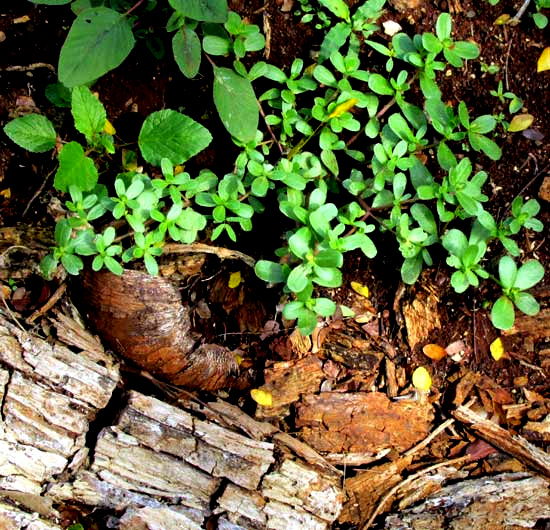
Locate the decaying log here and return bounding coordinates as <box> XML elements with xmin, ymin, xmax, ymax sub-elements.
<box><xmin>383</xmin><ymin>472</ymin><xmax>550</xmax><ymax>529</ymax></box>
<box><xmin>454</xmin><ymin>405</ymin><xmax>550</xmax><ymax>478</ymax></box>
<box><xmin>49</xmin><ymin>391</ymin><xmax>344</xmax><ymax>529</ymax></box>
<box><xmin>0</xmin><ymin>311</ymin><xmax>344</xmax><ymax>528</ymax></box>
<box><xmin>0</xmin><ymin>312</ymin><xmax>119</xmax><ymax>519</ymax></box>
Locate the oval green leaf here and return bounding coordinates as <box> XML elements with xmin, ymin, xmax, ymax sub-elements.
<box><xmin>213</xmin><ymin>66</ymin><xmax>258</xmax><ymax>143</ymax></box>
<box><xmin>173</xmin><ymin>26</ymin><xmax>201</xmax><ymax>79</ymax></box>
<box><xmin>59</xmin><ymin>7</ymin><xmax>135</xmax><ymax>87</ymax></box>
<box><xmin>168</xmin><ymin>0</ymin><xmax>228</xmax><ymax>22</ymax></box>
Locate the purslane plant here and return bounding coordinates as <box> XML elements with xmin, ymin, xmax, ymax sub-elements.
<box><xmin>5</xmin><ymin>0</ymin><xmax>545</xmax><ymax>335</ymax></box>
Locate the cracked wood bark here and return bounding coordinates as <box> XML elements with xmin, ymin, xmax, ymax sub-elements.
<box><xmin>383</xmin><ymin>472</ymin><xmax>550</xmax><ymax>529</ymax></box>
<box><xmin>0</xmin><ymin>312</ymin><xmax>344</xmax><ymax>529</ymax></box>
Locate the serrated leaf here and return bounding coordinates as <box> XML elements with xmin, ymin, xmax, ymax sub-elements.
<box><xmin>173</xmin><ymin>26</ymin><xmax>201</xmax><ymax>79</ymax></box>
<box><xmin>537</xmin><ymin>47</ymin><xmax>550</xmax><ymax>72</ymax></box>
<box><xmin>168</xmin><ymin>0</ymin><xmax>227</xmax><ymax>22</ymax></box>
<box><xmin>138</xmin><ymin>109</ymin><xmax>212</xmax><ymax>166</ymax></box>
<box><xmin>508</xmin><ymin>114</ymin><xmax>534</xmax><ymax>132</ymax></box>
<box><xmin>58</xmin><ymin>8</ymin><xmax>135</xmax><ymax>87</ymax></box>
<box><xmin>71</xmin><ymin>86</ymin><xmax>106</xmax><ymax>142</ymax></box>
<box><xmin>213</xmin><ymin>66</ymin><xmax>258</xmax><ymax>143</ymax></box>
<box><xmin>54</xmin><ymin>141</ymin><xmax>98</xmax><ymax>192</ymax></box>
<box><xmin>3</xmin><ymin>114</ymin><xmax>57</xmax><ymax>153</ymax></box>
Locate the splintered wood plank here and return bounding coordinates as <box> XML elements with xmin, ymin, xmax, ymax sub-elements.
<box><xmin>0</xmin><ymin>316</ymin><xmax>119</xmax><ymax>410</ymax></box>
<box><xmin>295</xmin><ymin>392</ymin><xmax>434</xmax><ymax>454</ymax></box>
<box><xmin>339</xmin><ymin>456</ymin><xmax>413</xmax><ymax>525</ymax></box>
<box><xmin>383</xmin><ymin>472</ymin><xmax>550</xmax><ymax>529</ymax></box>
<box><xmin>92</xmin><ymin>428</ymin><xmax>220</xmax><ymax>508</ymax></box>
<box><xmin>255</xmin><ymin>355</ymin><xmax>325</xmax><ymax>419</ymax></box>
<box><xmin>261</xmin><ymin>459</ymin><xmax>344</xmax><ymax>523</ymax></box>
<box><xmin>118</xmin><ymin>506</ymin><xmax>204</xmax><ymax>530</ymax></box>
<box><xmin>0</xmin><ymin>501</ymin><xmax>62</xmax><ymax>530</ymax></box>
<box><xmin>454</xmin><ymin>405</ymin><xmax>550</xmax><ymax>478</ymax></box>
<box><xmin>116</xmin><ymin>391</ymin><xmax>275</xmax><ymax>490</ymax></box>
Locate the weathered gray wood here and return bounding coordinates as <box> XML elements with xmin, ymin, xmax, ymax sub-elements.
<box><xmin>383</xmin><ymin>472</ymin><xmax>550</xmax><ymax>529</ymax></box>
<box><xmin>0</xmin><ymin>312</ymin><xmax>119</xmax><ymax>521</ymax></box>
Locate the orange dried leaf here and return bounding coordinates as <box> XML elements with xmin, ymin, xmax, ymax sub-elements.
<box><xmin>537</xmin><ymin>47</ymin><xmax>550</xmax><ymax>73</ymax></box>
<box><xmin>422</xmin><ymin>343</ymin><xmax>447</xmax><ymax>361</ymax></box>
<box><xmin>251</xmin><ymin>388</ymin><xmax>273</xmax><ymax>407</ymax></box>
<box><xmin>490</xmin><ymin>338</ymin><xmax>504</xmax><ymax>361</ymax></box>
<box><xmin>412</xmin><ymin>366</ymin><xmax>432</xmax><ymax>391</ymax></box>
<box><xmin>350</xmin><ymin>281</ymin><xmax>370</xmax><ymax>298</ymax></box>
<box><xmin>508</xmin><ymin>114</ymin><xmax>534</xmax><ymax>132</ymax></box>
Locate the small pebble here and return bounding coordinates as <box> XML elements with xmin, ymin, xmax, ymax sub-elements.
<box><xmin>0</xmin><ymin>31</ymin><xmax>6</xmax><ymax>43</ymax></box>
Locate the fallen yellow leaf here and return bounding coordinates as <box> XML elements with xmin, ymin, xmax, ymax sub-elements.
<box><xmin>103</xmin><ymin>119</ymin><xmax>116</xmax><ymax>135</ymax></box>
<box><xmin>494</xmin><ymin>14</ymin><xmax>511</xmax><ymax>25</ymax></box>
<box><xmin>329</xmin><ymin>98</ymin><xmax>359</xmax><ymax>118</ymax></box>
<box><xmin>490</xmin><ymin>337</ymin><xmax>504</xmax><ymax>361</ymax></box>
<box><xmin>228</xmin><ymin>271</ymin><xmax>242</xmax><ymax>289</ymax></box>
<box><xmin>350</xmin><ymin>281</ymin><xmax>369</xmax><ymax>298</ymax></box>
<box><xmin>412</xmin><ymin>366</ymin><xmax>432</xmax><ymax>391</ymax></box>
<box><xmin>250</xmin><ymin>388</ymin><xmax>273</xmax><ymax>407</ymax></box>
<box><xmin>508</xmin><ymin>113</ymin><xmax>534</xmax><ymax>132</ymax></box>
<box><xmin>537</xmin><ymin>47</ymin><xmax>550</xmax><ymax>73</ymax></box>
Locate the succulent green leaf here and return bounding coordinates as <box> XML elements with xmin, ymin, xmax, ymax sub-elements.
<box><xmin>255</xmin><ymin>260</ymin><xmax>285</xmax><ymax>284</ymax></box>
<box><xmin>213</xmin><ymin>66</ymin><xmax>258</xmax><ymax>143</ymax></box>
<box><xmin>287</xmin><ymin>264</ymin><xmax>311</xmax><ymax>293</ymax></box>
<box><xmin>491</xmin><ymin>296</ymin><xmax>515</xmax><ymax>330</ymax></box>
<box><xmin>138</xmin><ymin>109</ymin><xmax>212</xmax><ymax>166</ymax></box>
<box><xmin>58</xmin><ymin>8</ymin><xmax>135</xmax><ymax>87</ymax></box>
<box><xmin>3</xmin><ymin>114</ymin><xmax>57</xmax><ymax>153</ymax></box>
<box><xmin>514</xmin><ymin>260</ymin><xmax>544</xmax><ymax>290</ymax></box>
<box><xmin>435</xmin><ymin>12</ymin><xmax>452</xmax><ymax>41</ymax></box>
<box><xmin>498</xmin><ymin>255</ymin><xmax>517</xmax><ymax>289</ymax></box>
<box><xmin>513</xmin><ymin>292</ymin><xmax>540</xmax><ymax>316</ymax></box>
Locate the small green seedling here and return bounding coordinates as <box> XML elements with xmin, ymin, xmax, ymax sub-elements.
<box><xmin>492</xmin><ymin>256</ymin><xmax>545</xmax><ymax>329</ymax></box>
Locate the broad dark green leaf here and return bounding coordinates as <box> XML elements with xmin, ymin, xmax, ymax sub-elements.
<box><xmin>59</xmin><ymin>8</ymin><xmax>135</xmax><ymax>87</ymax></box>
<box><xmin>173</xmin><ymin>26</ymin><xmax>201</xmax><ymax>79</ymax></box>
<box><xmin>54</xmin><ymin>141</ymin><xmax>98</xmax><ymax>192</ymax></box>
<box><xmin>3</xmin><ymin>114</ymin><xmax>57</xmax><ymax>153</ymax></box>
<box><xmin>213</xmin><ymin>66</ymin><xmax>258</xmax><ymax>143</ymax></box>
<box><xmin>168</xmin><ymin>0</ymin><xmax>227</xmax><ymax>22</ymax></box>
<box><xmin>138</xmin><ymin>109</ymin><xmax>212</xmax><ymax>166</ymax></box>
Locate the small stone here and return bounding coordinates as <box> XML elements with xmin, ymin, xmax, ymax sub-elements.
<box><xmin>538</xmin><ymin>176</ymin><xmax>550</xmax><ymax>202</ymax></box>
<box><xmin>0</xmin><ymin>31</ymin><xmax>6</xmax><ymax>43</ymax></box>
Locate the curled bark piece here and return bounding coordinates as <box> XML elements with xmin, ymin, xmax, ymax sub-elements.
<box><xmin>77</xmin><ymin>269</ymin><xmax>237</xmax><ymax>390</ymax></box>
